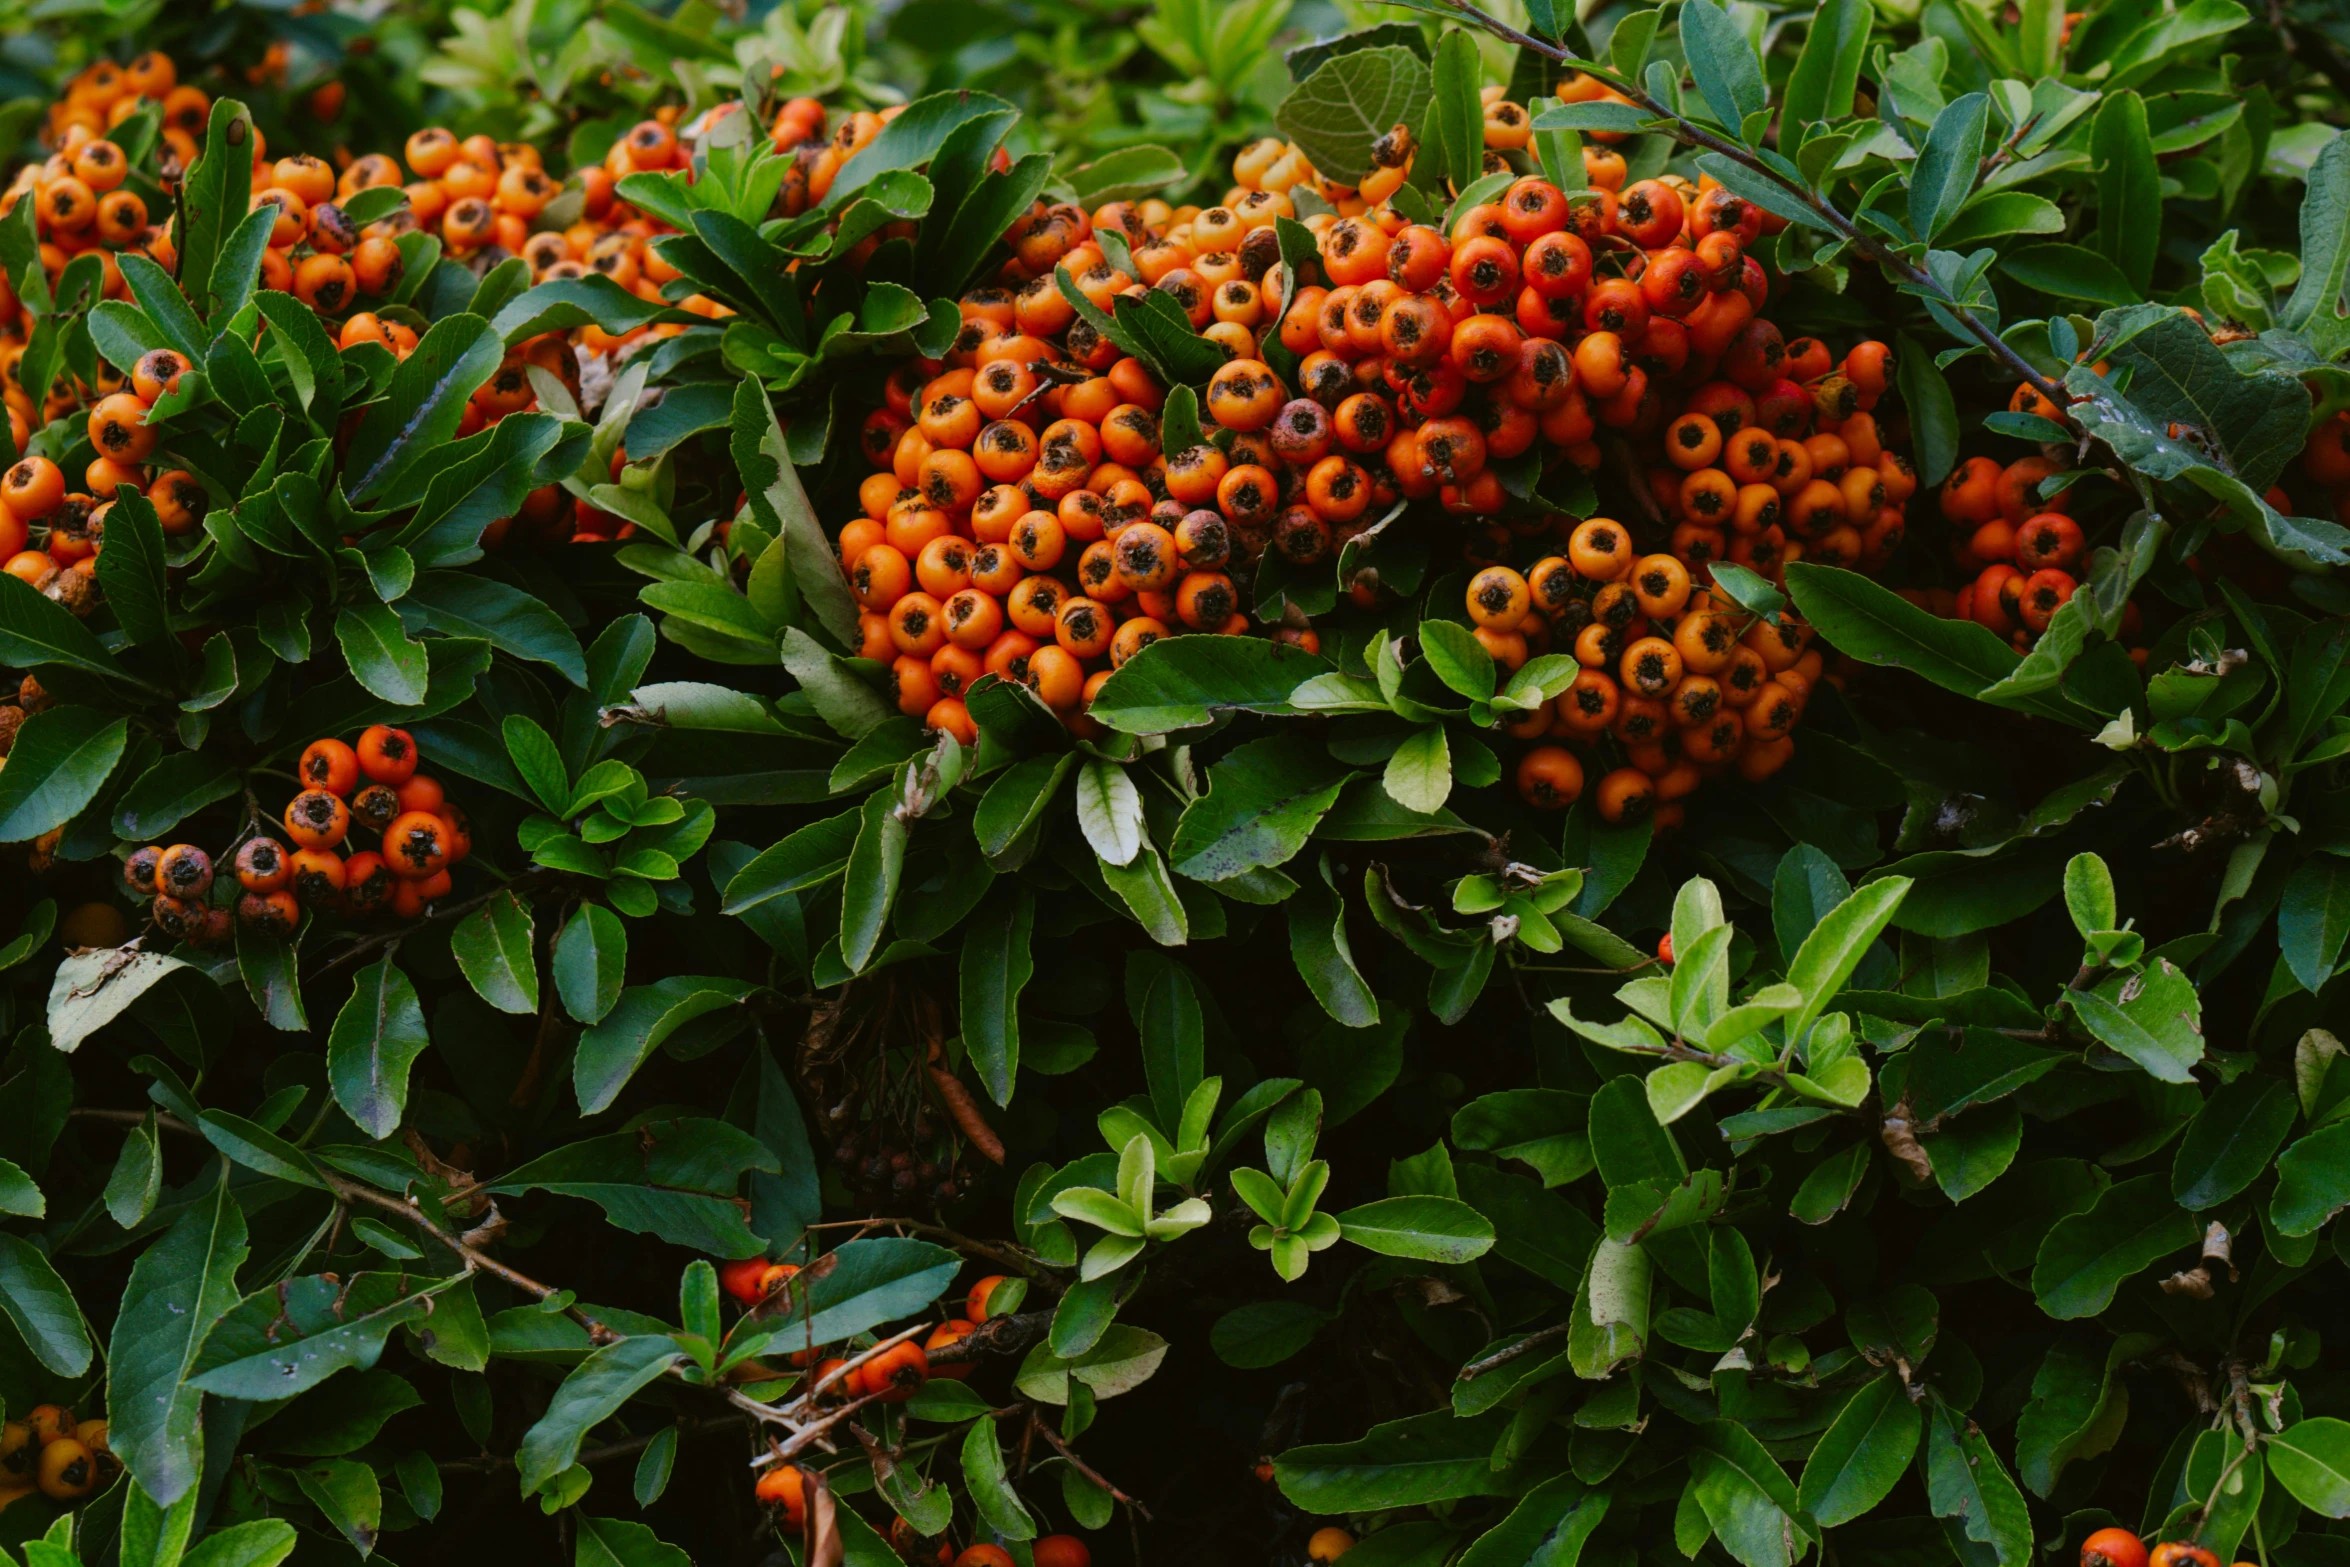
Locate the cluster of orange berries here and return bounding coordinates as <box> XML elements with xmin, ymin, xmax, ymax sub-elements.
<box><xmin>1471</xmin><ymin>540</ymin><xmax>1826</xmax><ymax>827</ymax></box>
<box><xmin>122</xmin><ymin>724</ymin><xmax>470</xmax><ymax>944</ymax></box>
<box><xmin>0</xmin><ymin>349</ymin><xmax>214</xmax><ymax>615</ymax></box>
<box><xmin>723</xmin><ymin>1264</ymin><xmax>1090</xmax><ymax>1565</ymax></box>
<box><xmin>840</xmin><ymin>106</ymin><xmax>1902</xmax><ymax>796</ymax></box>
<box><xmin>0</xmin><ymin>1407</ymin><xmax>111</xmax><ymax>1509</ymax></box>
<box><xmin>2079</xmin><ymin>1526</ymin><xmax>2243</xmax><ymax>1567</ymax></box>
<box><xmin>1919</xmin><ymin>451</ymin><xmax>2146</xmax><ymax>655</ymax></box>
<box><xmin>2</xmin><ymin>49</ymin><xmax>772</xmax><ymax>550</ymax></box>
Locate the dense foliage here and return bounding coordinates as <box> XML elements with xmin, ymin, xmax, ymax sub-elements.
<box><xmin>3</xmin><ymin>3</ymin><xmax>2350</xmax><ymax>1566</ymax></box>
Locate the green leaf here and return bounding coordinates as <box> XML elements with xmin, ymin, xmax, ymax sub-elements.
<box><xmin>1924</xmin><ymin>1402</ymin><xmax>2033</xmax><ymax>1566</ymax></box>
<box><xmin>326</xmin><ymin>961</ymin><xmax>431</xmax><ymax>1140</ymax></box>
<box><xmin>1911</xmin><ymin>93</ymin><xmax>1989</xmax><ymax>240</ymax></box>
<box><xmin>2281</xmin><ymin>134</ymin><xmax>2350</xmax><ymax>350</ymax></box>
<box><xmin>181</xmin><ymin>1522</ymin><xmax>297</xmax><ymax>1567</ymax></box>
<box><xmin>453</xmin><ymin>892</ymin><xmax>538</xmax><ymax>1016</ymax></box>
<box><xmin>0</xmin><ymin>706</ymin><xmax>130</xmax><ymax>842</ymax></box>
<box><xmin>405</xmin><ymin>573</ymin><xmax>587</xmax><ymax>686</ymax></box>
<box><xmin>1798</xmin><ymin>1373</ymin><xmax>1921</xmax><ymax>1526</ymax></box>
<box><xmin>1210</xmin><ymin>1301</ymin><xmax>1333</xmax><ymax>1369</ymax></box>
<box><xmin>1171</xmin><ymin>735</ymin><xmax>1352</xmax><ymax>881</ymax></box>
<box><xmin>1274</xmin><ymin>47</ymin><xmax>1433</xmax><ymax>186</ymax></box>
<box><xmin>960</xmin><ymin>888</ymin><xmax>1034</xmax><ymax>1107</ymax></box>
<box><xmin>236</xmin><ymin>919</ymin><xmax>307</xmax><ymax>1032</ymax></box>
<box><xmin>731</xmin><ymin>380</ymin><xmax>861</xmax><ymax>649</ymax></box>
<box><xmin>841</xmin><ymin>785</ymin><xmax>906</xmax><ymax>974</ymax></box>
<box><xmin>2015</xmin><ymin>1338</ymin><xmax>2131</xmax><ymax>1497</ymax></box>
<box><xmin>293</xmin><ymin>1458</ymin><xmax>380</xmax><ymax>1557</ymax></box>
<box><xmin>1336</xmin><ymin>1196</ymin><xmax>1495</xmax><ymax>1262</ymax></box>
<box><xmin>178</xmin><ymin>98</ymin><xmax>256</xmax><ymax>318</ymax></box>
<box><xmin>1013</xmin><ymin>1322</ymin><xmax>1169</xmax><ymax>1404</ymax></box>
<box><xmin>1450</xmin><ymin>1090</ymin><xmax>1592</xmax><ymax>1188</ymax></box>
<box><xmin>1896</xmin><ymin>332</ymin><xmax>1962</xmax><ymax>487</ymax></box>
<box><xmin>104</xmin><ymin>1114</ymin><xmax>160</xmax><ymax>1228</ymax></box>
<box><xmin>1569</xmin><ymin>1236</ymin><xmax>1650</xmax><ymax>1378</ymax></box>
<box><xmin>578</xmin><ymin>1516</ymin><xmax>690</xmax><ymax>1567</ymax></box>
<box><xmin>1277</xmin><ymin>1409</ymin><xmax>1512</xmax><ymax>1511</ymax></box>
<box><xmin>1459</xmin><ymin>1475</ymin><xmax>1610</xmax><ymax>1567</ymax></box>
<box><xmin>1781</xmin><ymin>0</ymin><xmax>1872</xmax><ymax>137</ymax></box>
<box><xmin>722</xmin><ymin>809</ymin><xmax>860</xmax><ymax>912</ymax></box>
<box><xmin>335</xmin><ymin>603</ymin><xmax>429</xmax><ymax>706</ymax></box>
<box><xmin>198</xmin><ymin>1110</ymin><xmax>329</xmax><ymax>1189</ymax></box>
<box><xmin>1425</xmin><ymin>26</ymin><xmax>1485</xmax><ymax>190</ymax></box>
<box><xmin>554</xmin><ymin>902</ymin><xmax>627</xmax><ymax>1024</ymax></box>
<box><xmin>1785</xmin><ymin>878</ymin><xmax>1909</xmax><ymax>1045</ymax></box>
<box><xmin>1290</xmin><ymin>856</ymin><xmax>1379</xmax><ymax>1027</ymax></box>
<box><xmin>1681</xmin><ymin>0</ymin><xmax>1767</xmax><ymax>130</ymax></box>
<box><xmin>109</xmin><ymin>1171</ymin><xmax>250</xmax><ymax>1504</ymax></box>
<box><xmin>1064</xmin><ymin>145</ymin><xmax>1189</xmax><ymax>205</ymax></box>
<box><xmin>2002</xmin><ymin>243</ymin><xmax>2143</xmax><ymax>306</ymax></box>
<box><xmin>2268</xmin><ymin>1417</ymin><xmax>2350</xmax><ymax>1517</ymax></box>
<box><xmin>490</xmin><ymin>274</ymin><xmax>668</xmax><ymax>344</ymax></box>
<box><xmin>343</xmin><ymin>314</ymin><xmax>505</xmax><ymax>505</ymax></box>
<box><xmin>0</xmin><ymin>1234</ymin><xmax>92</xmax><ymax>1376</ymax></box>
<box><xmin>2092</xmin><ymin>91</ymin><xmax>2163</xmax><ymax>293</ymax></box>
<box><xmin>95</xmin><ymin>485</ymin><xmax>174</xmax><ymax>649</ymax></box>
<box><xmin>1382</xmin><ymin>724</ymin><xmax>1452</xmax><ymax>815</ymax></box>
<box><xmin>0</xmin><ymin>573</ymin><xmax>130</xmax><ymax>683</ymax></box>
<box><xmin>780</xmin><ymin>627</ymin><xmax>895</xmax><ymax>739</ymax></box>
<box><xmin>1075</xmin><ymin>758</ymin><xmax>1144</xmax><ymax>866</ymax></box>
<box><xmin>113</xmin><ymin>753</ymin><xmax>240</xmax><ymax>842</ymax></box>
<box><xmin>2171</xmin><ymin>1074</ymin><xmax>2295</xmax><ymax>1210</ymax></box>
<box><xmin>514</xmin><ymin>1334</ymin><xmax>682</xmax><ymax>1496</ymax></box>
<box><xmin>47</xmin><ymin>948</ymin><xmax>191</xmax><ymax>1058</ymax></box>
<box><xmin>960</xmin><ymin>1417</ymin><xmax>1038</xmax><ymax>1541</ymax></box>
<box><xmin>2031</xmin><ymin>1173</ymin><xmax>2200</xmax><ymax>1318</ymax></box>
<box><xmin>2068</xmin><ymin>959</ymin><xmax>2204</xmax><ymax>1083</ymax></box>
<box><xmin>573</xmin><ymin>977</ymin><xmax>757</xmax><ymax>1114</ymax></box>
<box><xmin>191</xmin><ymin>1272</ymin><xmax>455</xmax><ymax>1399</ymax></box>
<box><xmin>490</xmin><ymin>1117</ymin><xmax>777</xmax><ymax>1257</ymax></box>
<box><xmin>2064</xmin><ymin>852</ymin><xmax>2118</xmax><ymax>936</ymax></box>
<box><xmin>2271</xmin><ymin>1121</ymin><xmax>2350</xmax><ymax>1236</ymax></box>
<box><xmin>2282</xmin><ymin>852</ymin><xmax>2350</xmax><ymax>991</ymax></box>
<box><xmin>1690</xmin><ymin>1420</ymin><xmax>1812</xmax><ymax>1567</ymax></box>
<box><xmin>1786</xmin><ymin>565</ymin><xmax>2085</xmax><ymax>727</ymax></box>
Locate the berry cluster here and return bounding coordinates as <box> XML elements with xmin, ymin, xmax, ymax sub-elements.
<box><xmin>839</xmin><ymin>96</ymin><xmax>1909</xmax><ymax>821</ymax></box>
<box><xmin>0</xmin><ymin>1405</ymin><xmax>112</xmax><ymax>1510</ymax></box>
<box><xmin>1920</xmin><ymin>449</ymin><xmax>2149</xmax><ymax>656</ymax></box>
<box><xmin>722</xmin><ymin>1266</ymin><xmax>1087</xmax><ymax>1567</ymax></box>
<box><xmin>2</xmin><ymin>52</ymin><xmax>801</xmax><ymax>561</ymax></box>
<box><xmin>121</xmin><ymin>724</ymin><xmax>470</xmax><ymax>945</ymax></box>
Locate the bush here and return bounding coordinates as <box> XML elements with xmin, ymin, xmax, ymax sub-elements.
<box><xmin>2</xmin><ymin>3</ymin><xmax>2350</xmax><ymax>1566</ymax></box>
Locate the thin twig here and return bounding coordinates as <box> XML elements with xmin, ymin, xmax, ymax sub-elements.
<box><xmin>71</xmin><ymin>1107</ymin><xmax>198</xmax><ymax>1137</ymax></box>
<box><xmin>1027</xmin><ymin>1408</ymin><xmax>1153</xmax><ymax>1522</ymax></box>
<box><xmin>1426</xmin><ymin>0</ymin><xmax>2080</xmax><ymax>422</ymax></box>
<box><xmin>1458</xmin><ymin>1322</ymin><xmax>1573</xmax><ymax>1381</ymax></box>
<box><xmin>438</xmin><ymin>1416</ymin><xmax>749</xmax><ymax>1474</ymax></box>
<box><xmin>307</xmin><ymin>867</ymin><xmax>561</xmax><ymax>984</ymax></box>
<box><xmin>326</xmin><ymin>1175</ymin><xmax>615</xmax><ymax>1343</ymax></box>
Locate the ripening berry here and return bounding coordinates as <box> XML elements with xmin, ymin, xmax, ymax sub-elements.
<box><xmin>155</xmin><ymin>844</ymin><xmax>213</xmax><ymax>899</ymax></box>
<box><xmin>356</xmin><ymin>724</ymin><xmax>418</xmax><ymax>784</ymax></box>
<box><xmin>383</xmin><ymin>811</ymin><xmax>451</xmax><ymax>879</ymax></box>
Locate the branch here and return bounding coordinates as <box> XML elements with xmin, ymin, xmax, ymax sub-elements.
<box><xmin>306</xmin><ymin>867</ymin><xmax>564</xmax><ymax>984</ymax></box>
<box><xmin>437</xmin><ymin>1416</ymin><xmax>749</xmax><ymax>1474</ymax></box>
<box><xmin>326</xmin><ymin>1175</ymin><xmax>615</xmax><ymax>1344</ymax></box>
<box><xmin>882</xmin><ymin>1219</ymin><xmax>1067</xmax><ymax>1288</ymax></box>
<box><xmin>1422</xmin><ymin>0</ymin><xmax>2080</xmax><ymax>423</ymax></box>
<box><xmin>1026</xmin><ymin>1408</ymin><xmax>1153</xmax><ymax>1522</ymax></box>
<box><xmin>1458</xmin><ymin>1322</ymin><xmax>1572</xmax><ymax>1381</ymax></box>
